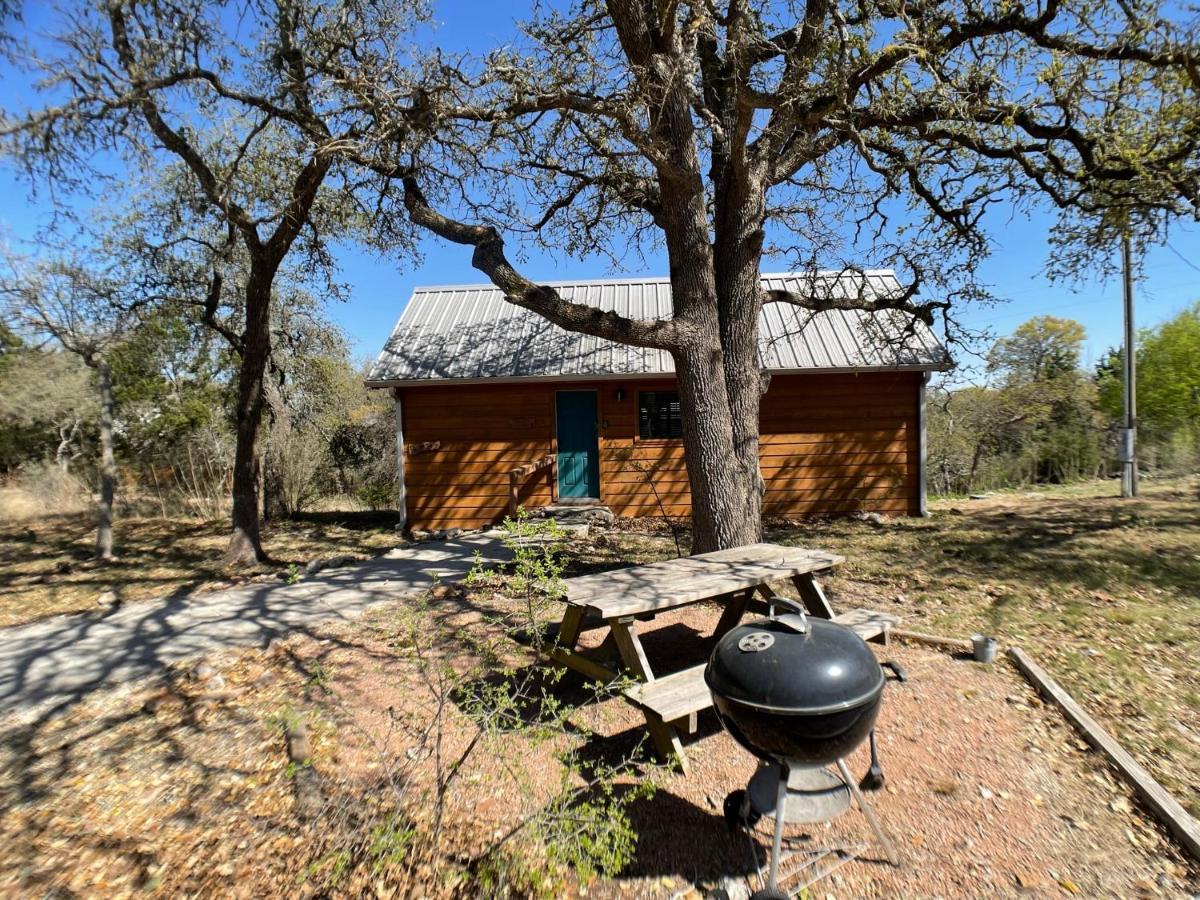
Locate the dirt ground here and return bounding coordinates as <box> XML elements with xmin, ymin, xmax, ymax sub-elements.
<box><xmin>1</xmin><ymin>476</ymin><xmax>1197</xmax><ymax>896</ymax></box>
<box><xmin>2</xmin><ymin>583</ymin><xmax>1196</xmax><ymax>899</ymax></box>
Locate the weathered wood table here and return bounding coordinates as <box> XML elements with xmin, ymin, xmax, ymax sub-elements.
<box><xmin>548</xmin><ymin>543</ymin><xmax>900</xmax><ymax>771</ymax></box>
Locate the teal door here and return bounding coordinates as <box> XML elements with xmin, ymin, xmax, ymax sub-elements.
<box><xmin>556</xmin><ymin>391</ymin><xmax>600</xmax><ymax>499</ymax></box>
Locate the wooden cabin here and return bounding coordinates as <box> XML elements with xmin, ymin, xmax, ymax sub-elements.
<box><xmin>366</xmin><ymin>272</ymin><xmax>951</xmax><ymax>532</ymax></box>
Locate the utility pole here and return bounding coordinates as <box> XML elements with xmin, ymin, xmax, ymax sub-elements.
<box><xmin>1121</xmin><ymin>230</ymin><xmax>1138</xmax><ymax>498</ymax></box>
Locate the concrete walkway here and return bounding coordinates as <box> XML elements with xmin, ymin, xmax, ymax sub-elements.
<box><xmin>0</xmin><ymin>533</ymin><xmax>511</xmax><ymax>722</ymax></box>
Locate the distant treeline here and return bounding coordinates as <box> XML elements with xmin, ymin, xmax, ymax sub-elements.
<box><xmin>928</xmin><ymin>307</ymin><xmax>1200</xmax><ymax>496</ymax></box>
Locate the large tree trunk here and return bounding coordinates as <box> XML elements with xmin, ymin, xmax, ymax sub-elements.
<box><xmin>675</xmin><ymin>344</ymin><xmax>763</xmax><ymax>552</ymax></box>
<box><xmin>225</xmin><ymin>270</ymin><xmax>272</xmax><ymax>565</ymax></box>
<box><xmin>713</xmin><ymin>171</ymin><xmax>769</xmax><ymax>548</ymax></box>
<box><xmin>670</xmin><ymin>159</ymin><xmax>768</xmax><ymax>552</ymax></box>
<box><xmin>95</xmin><ymin>359</ymin><xmax>116</xmax><ymax>560</ymax></box>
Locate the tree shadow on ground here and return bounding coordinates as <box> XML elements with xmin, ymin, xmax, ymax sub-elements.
<box><xmin>288</xmin><ymin>509</ymin><xmax>400</xmax><ymax>531</ymax></box>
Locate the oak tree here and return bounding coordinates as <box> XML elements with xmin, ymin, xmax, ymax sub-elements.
<box><xmin>332</xmin><ymin>0</ymin><xmax>1200</xmax><ymax>550</ymax></box>
<box><xmin>1</xmin><ymin>250</ymin><xmax>138</xmax><ymax>559</ymax></box>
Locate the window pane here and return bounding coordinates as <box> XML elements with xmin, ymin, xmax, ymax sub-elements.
<box><xmin>638</xmin><ymin>391</ymin><xmax>683</xmax><ymax>439</ymax></box>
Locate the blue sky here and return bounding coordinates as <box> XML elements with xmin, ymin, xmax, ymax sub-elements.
<box><xmin>3</xmin><ymin>1</ymin><xmax>1197</xmax><ymax>378</ymax></box>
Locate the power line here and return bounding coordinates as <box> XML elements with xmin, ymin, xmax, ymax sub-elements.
<box><xmin>1165</xmin><ymin>241</ymin><xmax>1200</xmax><ymax>273</ymax></box>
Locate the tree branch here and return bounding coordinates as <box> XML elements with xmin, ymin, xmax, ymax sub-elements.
<box><xmin>400</xmin><ymin>175</ymin><xmax>683</xmax><ymax>350</ymax></box>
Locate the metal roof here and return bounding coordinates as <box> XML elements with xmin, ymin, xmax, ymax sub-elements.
<box><xmin>366</xmin><ymin>271</ymin><xmax>951</xmax><ymax>386</ymax></box>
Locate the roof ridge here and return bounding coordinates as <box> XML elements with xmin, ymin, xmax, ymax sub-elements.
<box><xmin>409</xmin><ymin>269</ymin><xmax>898</xmax><ymax>294</ymax></box>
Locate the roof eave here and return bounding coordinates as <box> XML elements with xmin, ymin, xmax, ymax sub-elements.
<box><xmin>364</xmin><ymin>361</ymin><xmax>952</xmax><ymax>390</ymax></box>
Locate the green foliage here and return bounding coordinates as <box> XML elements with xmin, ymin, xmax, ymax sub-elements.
<box><xmin>299</xmin><ymin>848</ymin><xmax>351</xmax><ymax>888</ymax></box>
<box><xmin>534</xmin><ymin>756</ymin><xmax>654</xmax><ymax>881</ymax></box>
<box><xmin>1098</xmin><ymin>302</ymin><xmax>1200</xmax><ymax>471</ymax></box>
<box><xmin>0</xmin><ymin>346</ymin><xmax>97</xmax><ymax>473</ymax></box>
<box><xmin>283</xmin><ymin>758</ymin><xmax>312</xmax><ymax>780</ymax></box>
<box><xmin>109</xmin><ymin>305</ymin><xmax>230</xmax><ymax>460</ymax></box>
<box><xmin>413</xmin><ymin>517</ymin><xmax>654</xmax><ymax>893</ymax></box>
<box><xmin>989</xmin><ymin>316</ymin><xmax>1087</xmax><ymax>385</ymax></box>
<box><xmin>355</xmin><ymin>481</ymin><xmax>394</xmax><ymax>511</ymax></box>
<box><xmin>368</xmin><ymin>814</ymin><xmax>418</xmax><ymax>873</ymax></box>
<box><xmin>930</xmin><ymin>316</ymin><xmax>1104</xmax><ymax>494</ymax></box>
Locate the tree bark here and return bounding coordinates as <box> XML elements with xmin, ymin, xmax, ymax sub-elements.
<box><xmin>673</xmin><ymin>343</ymin><xmax>763</xmax><ymax>551</ymax></box>
<box><xmin>95</xmin><ymin>359</ymin><xmax>115</xmax><ymax>560</ymax></box>
<box><xmin>56</xmin><ymin>420</ymin><xmax>79</xmax><ymax>473</ymax></box>
<box><xmin>225</xmin><ymin>268</ymin><xmax>272</xmax><ymax>565</ymax></box>
<box><xmin>262</xmin><ymin>375</ymin><xmax>289</xmax><ymax>522</ymax></box>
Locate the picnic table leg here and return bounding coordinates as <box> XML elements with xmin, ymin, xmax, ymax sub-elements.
<box><xmin>548</xmin><ymin>606</ymin><xmax>620</xmax><ymax>684</ymax></box>
<box><xmin>791</xmin><ymin>572</ymin><xmax>836</xmax><ymax>619</ymax></box>
<box><xmin>608</xmin><ymin>616</ymin><xmax>688</xmax><ymax>772</ymax></box>
<box><xmin>608</xmin><ymin>616</ymin><xmax>655</xmax><ymax>681</ymax></box>
<box><xmin>713</xmin><ymin>588</ymin><xmax>754</xmax><ymax>640</ymax></box>
<box><xmin>556</xmin><ymin>606</ymin><xmax>585</xmax><ymax>650</ymax></box>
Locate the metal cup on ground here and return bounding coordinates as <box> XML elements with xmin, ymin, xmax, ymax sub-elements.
<box><xmin>971</xmin><ymin>634</ymin><xmax>998</xmax><ymax>663</ymax></box>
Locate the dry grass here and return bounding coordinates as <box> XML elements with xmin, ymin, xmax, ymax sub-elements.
<box><xmin>0</xmin><ymin>511</ymin><xmax>402</xmax><ymax>627</ymax></box>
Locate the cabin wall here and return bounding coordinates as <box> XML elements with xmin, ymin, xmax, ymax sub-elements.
<box><xmin>396</xmin><ymin>372</ymin><xmax>922</xmax><ymax>531</ymax></box>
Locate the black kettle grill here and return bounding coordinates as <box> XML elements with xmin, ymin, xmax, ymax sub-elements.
<box><xmin>705</xmin><ymin>597</ymin><xmax>901</xmax><ymax>898</ymax></box>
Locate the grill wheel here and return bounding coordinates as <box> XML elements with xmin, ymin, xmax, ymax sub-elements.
<box><xmin>722</xmin><ymin>788</ymin><xmax>761</xmax><ymax>833</ymax></box>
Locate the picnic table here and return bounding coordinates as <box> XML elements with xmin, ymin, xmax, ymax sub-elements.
<box><xmin>549</xmin><ymin>542</ymin><xmax>899</xmax><ymax>771</ymax></box>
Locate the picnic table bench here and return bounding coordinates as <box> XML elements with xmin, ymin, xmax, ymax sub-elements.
<box><xmin>549</xmin><ymin>543</ymin><xmax>900</xmax><ymax>771</ymax></box>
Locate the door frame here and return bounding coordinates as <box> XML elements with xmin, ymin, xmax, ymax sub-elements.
<box><xmin>554</xmin><ymin>389</ymin><xmax>601</xmax><ymax>501</ymax></box>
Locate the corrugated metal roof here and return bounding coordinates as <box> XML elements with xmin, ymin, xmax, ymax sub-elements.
<box><xmin>366</xmin><ymin>271</ymin><xmax>951</xmax><ymax>385</ymax></box>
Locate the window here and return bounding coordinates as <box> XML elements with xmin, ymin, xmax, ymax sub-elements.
<box><xmin>638</xmin><ymin>391</ymin><xmax>683</xmax><ymax>439</ymax></box>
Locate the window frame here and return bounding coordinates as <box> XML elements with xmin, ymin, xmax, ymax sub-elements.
<box><xmin>636</xmin><ymin>390</ymin><xmax>684</xmax><ymax>442</ymax></box>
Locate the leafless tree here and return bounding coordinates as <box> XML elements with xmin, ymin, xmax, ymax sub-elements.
<box><xmin>1</xmin><ymin>0</ymin><xmax>425</xmax><ymax>564</ymax></box>
<box><xmin>325</xmin><ymin>0</ymin><xmax>1198</xmax><ymax>549</ymax></box>
<box><xmin>2</xmin><ymin>250</ymin><xmax>138</xmax><ymax>559</ymax></box>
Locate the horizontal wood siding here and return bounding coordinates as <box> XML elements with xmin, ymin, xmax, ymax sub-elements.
<box><xmin>759</xmin><ymin>372</ymin><xmax>921</xmax><ymax>518</ymax></box>
<box><xmin>397</xmin><ymin>371</ymin><xmax>922</xmax><ymax>530</ymax></box>
<box><xmin>399</xmin><ymin>383</ymin><xmax>556</xmax><ymax>530</ymax></box>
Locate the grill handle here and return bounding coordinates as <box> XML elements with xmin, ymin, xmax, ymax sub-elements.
<box><xmin>764</xmin><ymin>593</ymin><xmax>809</xmax><ymax>634</ymax></box>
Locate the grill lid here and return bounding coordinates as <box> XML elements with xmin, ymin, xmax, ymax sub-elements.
<box><xmin>705</xmin><ymin>616</ymin><xmax>884</xmax><ymax>715</ymax></box>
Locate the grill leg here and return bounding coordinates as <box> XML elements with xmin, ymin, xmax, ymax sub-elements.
<box><xmin>837</xmin><ymin>757</ymin><xmax>899</xmax><ymax>866</ymax></box>
<box><xmin>860</xmin><ymin>730</ymin><xmax>885</xmax><ymax>791</ymax></box>
<box><xmin>766</xmin><ymin>762</ymin><xmax>789</xmax><ymax>892</ymax></box>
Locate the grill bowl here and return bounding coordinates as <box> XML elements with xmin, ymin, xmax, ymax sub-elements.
<box><xmin>705</xmin><ymin>615</ymin><xmax>885</xmax><ymax>766</ymax></box>
<box><xmin>711</xmin><ymin>690</ymin><xmax>882</xmax><ymax>765</ymax></box>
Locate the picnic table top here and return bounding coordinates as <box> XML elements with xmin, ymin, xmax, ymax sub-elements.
<box><xmin>562</xmin><ymin>542</ymin><xmax>843</xmax><ymax>618</ymax></box>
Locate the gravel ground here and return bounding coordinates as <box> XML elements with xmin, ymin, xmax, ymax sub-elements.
<box><xmin>3</xmin><ymin>589</ymin><xmax>1196</xmax><ymax>898</ymax></box>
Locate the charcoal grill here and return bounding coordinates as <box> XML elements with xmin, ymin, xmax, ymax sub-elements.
<box><xmin>704</xmin><ymin>598</ymin><xmax>901</xmax><ymax>898</ymax></box>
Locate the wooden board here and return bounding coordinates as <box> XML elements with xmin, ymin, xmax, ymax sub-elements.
<box><xmin>830</xmin><ymin>608</ymin><xmax>899</xmax><ymax>642</ymax></box>
<box><xmin>565</xmin><ymin>543</ymin><xmax>843</xmax><ymax>618</ymax></box>
<box><xmin>624</xmin><ymin>663</ymin><xmax>710</xmax><ymax>723</ymax></box>
<box><xmin>1008</xmin><ymin>647</ymin><xmax>1200</xmax><ymax>862</ymax></box>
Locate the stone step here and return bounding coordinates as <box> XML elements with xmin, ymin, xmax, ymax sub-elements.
<box><xmin>536</xmin><ymin>504</ymin><xmax>615</xmax><ymax>527</ymax></box>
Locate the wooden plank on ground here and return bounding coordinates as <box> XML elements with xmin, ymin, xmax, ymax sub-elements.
<box><xmin>563</xmin><ymin>543</ymin><xmax>843</xmax><ymax>617</ymax></box>
<box><xmin>892</xmin><ymin>629</ymin><xmax>973</xmax><ymax>653</ymax></box>
<box><xmin>1008</xmin><ymin>647</ymin><xmax>1200</xmax><ymax>862</ymax></box>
